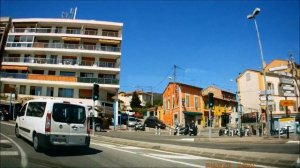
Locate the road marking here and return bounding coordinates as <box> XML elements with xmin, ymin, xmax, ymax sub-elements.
<box><xmin>0</xmin><ymin>133</ymin><xmax>27</xmax><ymax>168</ymax></box>
<box><xmin>147</xmin><ymin>153</ymin><xmax>202</xmax><ymax>160</ymax></box>
<box><xmin>0</xmin><ymin>140</ymin><xmax>11</xmax><ymax>143</ymax></box>
<box><xmin>0</xmin><ymin>121</ymin><xmax>15</xmax><ymax>127</ymax></box>
<box><xmin>181</xmin><ymin>138</ymin><xmax>194</xmax><ymax>141</ymax></box>
<box><xmin>286</xmin><ymin>141</ymin><xmax>300</xmax><ymax>144</ymax></box>
<box><xmin>0</xmin><ymin>151</ymin><xmax>19</xmax><ymax>156</ymax></box>
<box><xmin>91</xmin><ymin>142</ymin><xmax>137</xmax><ymax>154</ymax></box>
<box><xmin>120</xmin><ymin>146</ymin><xmax>143</xmax><ymax>150</ymax></box>
<box><xmin>143</xmin><ymin>154</ymin><xmax>205</xmax><ymax>168</ymax></box>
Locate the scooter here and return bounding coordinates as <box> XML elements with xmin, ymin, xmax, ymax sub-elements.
<box><xmin>174</xmin><ymin>125</ymin><xmax>189</xmax><ymax>135</ymax></box>
<box><xmin>135</xmin><ymin>123</ymin><xmax>145</xmax><ymax>131</ymax></box>
<box><xmin>188</xmin><ymin>124</ymin><xmax>198</xmax><ymax>136</ymax></box>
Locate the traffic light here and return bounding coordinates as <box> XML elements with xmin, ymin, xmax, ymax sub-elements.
<box><xmin>93</xmin><ymin>84</ymin><xmax>99</xmax><ymax>101</ymax></box>
<box><xmin>208</xmin><ymin>92</ymin><xmax>214</xmax><ymax>108</ymax></box>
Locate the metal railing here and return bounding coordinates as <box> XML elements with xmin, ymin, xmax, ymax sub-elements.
<box><xmin>6</xmin><ymin>42</ymin><xmax>120</xmax><ymax>52</ymax></box>
<box><xmin>0</xmin><ymin>72</ymin><xmax>27</xmax><ymax>79</ymax></box>
<box><xmin>77</xmin><ymin>77</ymin><xmax>119</xmax><ymax>85</ymax></box>
<box><xmin>0</xmin><ymin>72</ymin><xmax>119</xmax><ymax>85</ymax></box>
<box><xmin>10</xmin><ymin>28</ymin><xmax>120</xmax><ymax>37</ymax></box>
<box><xmin>2</xmin><ymin>57</ymin><xmax>116</xmax><ymax>68</ymax></box>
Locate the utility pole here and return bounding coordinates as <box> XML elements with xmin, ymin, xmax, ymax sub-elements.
<box><xmin>173</xmin><ymin>65</ymin><xmax>183</xmax><ymax>125</ymax></box>
<box><xmin>289</xmin><ymin>52</ymin><xmax>299</xmax><ymax>113</ymax></box>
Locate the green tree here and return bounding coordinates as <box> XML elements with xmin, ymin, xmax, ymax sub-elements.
<box><xmin>130</xmin><ymin>91</ymin><xmax>141</xmax><ymax>109</ymax></box>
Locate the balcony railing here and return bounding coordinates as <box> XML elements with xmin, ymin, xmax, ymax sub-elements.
<box><xmin>77</xmin><ymin>77</ymin><xmax>119</xmax><ymax>85</ymax></box>
<box><xmin>2</xmin><ymin>57</ymin><xmax>116</xmax><ymax>68</ymax></box>
<box><xmin>0</xmin><ymin>72</ymin><xmax>27</xmax><ymax>79</ymax></box>
<box><xmin>10</xmin><ymin>28</ymin><xmax>120</xmax><ymax>37</ymax></box>
<box><xmin>6</xmin><ymin>42</ymin><xmax>120</xmax><ymax>52</ymax></box>
<box><xmin>0</xmin><ymin>72</ymin><xmax>119</xmax><ymax>85</ymax></box>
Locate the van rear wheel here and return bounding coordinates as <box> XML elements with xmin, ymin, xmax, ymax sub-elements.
<box><xmin>15</xmin><ymin>126</ymin><xmax>21</xmax><ymax>138</ymax></box>
<box><xmin>33</xmin><ymin>134</ymin><xmax>41</xmax><ymax>152</ymax></box>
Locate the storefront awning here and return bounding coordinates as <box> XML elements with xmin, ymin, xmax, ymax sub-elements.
<box><xmin>183</xmin><ymin>111</ymin><xmax>202</xmax><ymax>116</ymax></box>
<box><xmin>1</xmin><ymin>65</ymin><xmax>28</xmax><ymax>71</ymax></box>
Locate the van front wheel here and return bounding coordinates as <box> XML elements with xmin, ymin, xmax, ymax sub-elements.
<box><xmin>33</xmin><ymin>134</ymin><xmax>41</xmax><ymax>152</ymax></box>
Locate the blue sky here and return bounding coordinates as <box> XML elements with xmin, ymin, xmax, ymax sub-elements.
<box><xmin>1</xmin><ymin>0</ymin><xmax>299</xmax><ymax>94</ymax></box>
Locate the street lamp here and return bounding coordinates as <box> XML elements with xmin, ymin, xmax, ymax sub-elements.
<box><xmin>247</xmin><ymin>7</ymin><xmax>271</xmax><ymax>136</ymax></box>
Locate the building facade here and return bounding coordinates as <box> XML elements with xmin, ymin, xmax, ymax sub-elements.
<box><xmin>202</xmin><ymin>86</ymin><xmax>237</xmax><ymax>128</ymax></box>
<box><xmin>163</xmin><ymin>82</ymin><xmax>203</xmax><ymax>128</ymax></box>
<box><xmin>237</xmin><ymin>59</ymin><xmax>300</xmax><ymax>131</ymax></box>
<box><xmin>118</xmin><ymin>90</ymin><xmax>152</xmax><ymax>112</ymax></box>
<box><xmin>0</xmin><ymin>18</ymin><xmax>123</xmax><ymax>117</ymax></box>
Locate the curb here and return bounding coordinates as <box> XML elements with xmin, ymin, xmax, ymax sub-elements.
<box><xmin>92</xmin><ymin>135</ymin><xmax>298</xmax><ymax>168</ymax></box>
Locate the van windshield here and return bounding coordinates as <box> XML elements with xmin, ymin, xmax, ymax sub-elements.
<box><xmin>52</xmin><ymin>103</ymin><xmax>86</xmax><ymax>124</ymax></box>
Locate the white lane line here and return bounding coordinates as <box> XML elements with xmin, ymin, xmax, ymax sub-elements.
<box><xmin>91</xmin><ymin>142</ymin><xmax>137</xmax><ymax>154</ymax></box>
<box><xmin>146</xmin><ymin>153</ymin><xmax>201</xmax><ymax>160</ymax></box>
<box><xmin>120</xmin><ymin>146</ymin><xmax>143</xmax><ymax>150</ymax></box>
<box><xmin>143</xmin><ymin>154</ymin><xmax>205</xmax><ymax>168</ymax></box>
<box><xmin>0</xmin><ymin>133</ymin><xmax>27</xmax><ymax>168</ymax></box>
<box><xmin>181</xmin><ymin>138</ymin><xmax>194</xmax><ymax>141</ymax></box>
<box><xmin>0</xmin><ymin>140</ymin><xmax>11</xmax><ymax>143</ymax></box>
<box><xmin>0</xmin><ymin>151</ymin><xmax>19</xmax><ymax>156</ymax></box>
<box><xmin>286</xmin><ymin>141</ymin><xmax>300</xmax><ymax>144</ymax></box>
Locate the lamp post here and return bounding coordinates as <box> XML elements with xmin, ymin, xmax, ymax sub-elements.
<box><xmin>247</xmin><ymin>7</ymin><xmax>271</xmax><ymax>136</ymax></box>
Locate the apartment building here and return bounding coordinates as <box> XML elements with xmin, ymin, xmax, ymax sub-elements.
<box><xmin>0</xmin><ymin>17</ymin><xmax>12</xmax><ymax>69</ymax></box>
<box><xmin>0</xmin><ymin>18</ymin><xmax>123</xmax><ymax>117</ymax></box>
<box><xmin>202</xmin><ymin>86</ymin><xmax>237</xmax><ymax>128</ymax></box>
<box><xmin>237</xmin><ymin>59</ymin><xmax>300</xmax><ymax>130</ymax></box>
<box><xmin>163</xmin><ymin>82</ymin><xmax>203</xmax><ymax>127</ymax></box>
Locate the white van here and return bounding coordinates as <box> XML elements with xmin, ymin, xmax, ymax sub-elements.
<box><xmin>15</xmin><ymin>99</ymin><xmax>90</xmax><ymax>152</ymax></box>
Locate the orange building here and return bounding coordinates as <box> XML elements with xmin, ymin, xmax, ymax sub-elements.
<box><xmin>202</xmin><ymin>86</ymin><xmax>237</xmax><ymax>128</ymax></box>
<box><xmin>162</xmin><ymin>82</ymin><xmax>203</xmax><ymax>128</ymax></box>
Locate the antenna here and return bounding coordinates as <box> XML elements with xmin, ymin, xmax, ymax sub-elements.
<box><xmin>61</xmin><ymin>7</ymin><xmax>77</xmax><ymax>19</ymax></box>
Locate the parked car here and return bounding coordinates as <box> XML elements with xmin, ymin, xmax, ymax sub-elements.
<box><xmin>127</xmin><ymin>117</ymin><xmax>138</xmax><ymax>127</ymax></box>
<box><xmin>0</xmin><ymin>109</ymin><xmax>10</xmax><ymax>121</ymax></box>
<box><xmin>144</xmin><ymin>117</ymin><xmax>166</xmax><ymax>129</ymax></box>
<box><xmin>15</xmin><ymin>99</ymin><xmax>90</xmax><ymax>152</ymax></box>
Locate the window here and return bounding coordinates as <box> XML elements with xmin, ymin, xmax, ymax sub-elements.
<box><xmin>26</xmin><ymin>102</ymin><xmax>46</xmax><ymax>117</ymax></box>
<box><xmin>167</xmin><ymin>98</ymin><xmax>170</xmax><ymax>110</ymax></box>
<box><xmin>279</xmin><ymin>102</ymin><xmax>284</xmax><ymax>111</ymax></box>
<box><xmin>80</xmin><ymin>72</ymin><xmax>93</xmax><ymax>78</ymax></box>
<box><xmin>52</xmin><ymin>103</ymin><xmax>86</xmax><ymax>124</ymax></box>
<box><xmin>48</xmin><ymin>71</ymin><xmax>56</xmax><ymax>75</ymax></box>
<box><xmin>30</xmin><ymin>86</ymin><xmax>42</xmax><ymax>96</ymax></box>
<box><xmin>246</xmin><ymin>73</ymin><xmax>251</xmax><ymax>81</ymax></box>
<box><xmin>267</xmin><ymin>82</ymin><xmax>274</xmax><ymax>94</ymax></box>
<box><xmin>46</xmin><ymin>87</ymin><xmax>54</xmax><ymax>97</ymax></box>
<box><xmin>19</xmin><ymin>85</ymin><xmax>26</xmax><ymax>94</ymax></box>
<box><xmin>18</xmin><ymin>103</ymin><xmax>27</xmax><ymax>116</ymax></box>
<box><xmin>195</xmin><ymin>96</ymin><xmax>199</xmax><ymax>109</ymax></box>
<box><xmin>60</xmin><ymin>71</ymin><xmax>75</xmax><ymax>76</ymax></box>
<box><xmin>58</xmin><ymin>88</ymin><xmax>74</xmax><ymax>98</ymax></box>
<box><xmin>172</xmin><ymin>96</ymin><xmax>175</xmax><ymax>109</ymax></box>
<box><xmin>185</xmin><ymin>94</ymin><xmax>190</xmax><ymax>107</ymax></box>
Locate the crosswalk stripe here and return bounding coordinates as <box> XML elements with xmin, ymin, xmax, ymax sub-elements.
<box><xmin>0</xmin><ymin>151</ymin><xmax>19</xmax><ymax>156</ymax></box>
<box><xmin>0</xmin><ymin>140</ymin><xmax>11</xmax><ymax>143</ymax></box>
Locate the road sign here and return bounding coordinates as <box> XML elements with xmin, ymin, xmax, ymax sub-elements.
<box><xmin>280</xmin><ymin>100</ymin><xmax>295</xmax><ymax>107</ymax></box>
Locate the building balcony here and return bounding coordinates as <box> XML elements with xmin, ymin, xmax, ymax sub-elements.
<box><xmin>6</xmin><ymin>42</ymin><xmax>120</xmax><ymax>53</ymax></box>
<box><xmin>0</xmin><ymin>72</ymin><xmax>119</xmax><ymax>85</ymax></box>
<box><xmin>2</xmin><ymin>57</ymin><xmax>117</xmax><ymax>68</ymax></box>
<box><xmin>77</xmin><ymin>77</ymin><xmax>119</xmax><ymax>85</ymax></box>
<box><xmin>10</xmin><ymin>28</ymin><xmax>120</xmax><ymax>38</ymax></box>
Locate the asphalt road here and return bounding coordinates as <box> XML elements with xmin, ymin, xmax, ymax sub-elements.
<box><xmin>97</xmin><ymin>129</ymin><xmax>300</xmax><ymax>154</ymax></box>
<box><xmin>1</xmin><ymin>122</ymin><xmax>270</xmax><ymax>168</ymax></box>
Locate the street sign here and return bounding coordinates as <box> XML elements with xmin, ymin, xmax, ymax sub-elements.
<box><xmin>280</xmin><ymin>100</ymin><xmax>295</xmax><ymax>106</ymax></box>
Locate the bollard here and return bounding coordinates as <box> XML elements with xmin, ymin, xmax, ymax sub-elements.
<box><xmin>158</xmin><ymin>127</ymin><xmax>161</xmax><ymax>135</ymax></box>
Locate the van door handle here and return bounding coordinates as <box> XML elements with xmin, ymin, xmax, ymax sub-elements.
<box><xmin>71</xmin><ymin>125</ymin><xmax>78</xmax><ymax>130</ymax></box>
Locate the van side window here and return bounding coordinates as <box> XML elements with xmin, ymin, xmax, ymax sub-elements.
<box><xmin>26</xmin><ymin>102</ymin><xmax>46</xmax><ymax>117</ymax></box>
<box><xmin>18</xmin><ymin>103</ymin><xmax>27</xmax><ymax>116</ymax></box>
